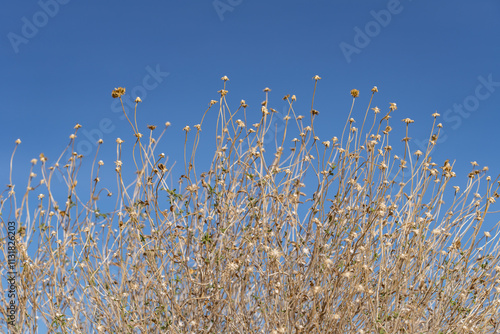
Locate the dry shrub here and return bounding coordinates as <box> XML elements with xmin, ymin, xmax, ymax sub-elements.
<box><xmin>1</xmin><ymin>77</ymin><xmax>500</xmax><ymax>333</ymax></box>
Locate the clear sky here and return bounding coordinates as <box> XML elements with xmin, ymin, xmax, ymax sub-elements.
<box><xmin>2</xmin><ymin>1</ymin><xmax>500</xmax><ymax>223</ymax></box>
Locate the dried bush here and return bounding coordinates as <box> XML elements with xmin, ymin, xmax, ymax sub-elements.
<box><xmin>1</xmin><ymin>77</ymin><xmax>500</xmax><ymax>333</ymax></box>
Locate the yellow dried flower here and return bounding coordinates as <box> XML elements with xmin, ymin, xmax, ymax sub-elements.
<box><xmin>350</xmin><ymin>89</ymin><xmax>359</xmax><ymax>98</ymax></box>
<box><xmin>389</xmin><ymin>103</ymin><xmax>397</xmax><ymax>111</ymax></box>
<box><xmin>221</xmin><ymin>75</ymin><xmax>229</xmax><ymax>81</ymax></box>
<box><xmin>371</xmin><ymin>86</ymin><xmax>378</xmax><ymax>93</ymax></box>
<box><xmin>112</xmin><ymin>87</ymin><xmax>126</xmax><ymax>98</ymax></box>
<box><xmin>312</xmin><ymin>75</ymin><xmax>322</xmax><ymax>81</ymax></box>
<box><xmin>135</xmin><ymin>97</ymin><xmax>142</xmax><ymax>103</ymax></box>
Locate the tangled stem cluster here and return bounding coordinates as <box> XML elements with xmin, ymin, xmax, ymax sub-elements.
<box><xmin>1</xmin><ymin>77</ymin><xmax>500</xmax><ymax>333</ymax></box>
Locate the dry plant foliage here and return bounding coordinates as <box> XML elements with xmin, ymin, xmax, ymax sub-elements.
<box><xmin>1</xmin><ymin>77</ymin><xmax>500</xmax><ymax>333</ymax></box>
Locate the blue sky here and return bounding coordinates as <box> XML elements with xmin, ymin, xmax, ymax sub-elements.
<box><xmin>1</xmin><ymin>2</ymin><xmax>499</xmax><ymax>217</ymax></box>
<box><xmin>1</xmin><ymin>1</ymin><xmax>500</xmax><ymax>227</ymax></box>
<box><xmin>1</xmin><ymin>0</ymin><xmax>500</xmax><ymax>330</ymax></box>
<box><xmin>2</xmin><ymin>1</ymin><xmax>500</xmax><ymax>178</ymax></box>
<box><xmin>1</xmin><ymin>0</ymin><xmax>500</xmax><ymax>237</ymax></box>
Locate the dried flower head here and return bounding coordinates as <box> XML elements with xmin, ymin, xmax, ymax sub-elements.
<box><xmin>236</xmin><ymin>119</ymin><xmax>245</xmax><ymax>128</ymax></box>
<box><xmin>312</xmin><ymin>75</ymin><xmax>322</xmax><ymax>81</ymax></box>
<box><xmin>350</xmin><ymin>89</ymin><xmax>359</xmax><ymax>98</ymax></box>
<box><xmin>111</xmin><ymin>87</ymin><xmax>126</xmax><ymax>98</ymax></box>
<box><xmin>221</xmin><ymin>75</ymin><xmax>229</xmax><ymax>81</ymax></box>
<box><xmin>218</xmin><ymin>89</ymin><xmax>228</xmax><ymax>97</ymax></box>
<box><xmin>371</xmin><ymin>86</ymin><xmax>378</xmax><ymax>93</ymax></box>
<box><xmin>183</xmin><ymin>125</ymin><xmax>191</xmax><ymax>132</ymax></box>
<box><xmin>135</xmin><ymin>97</ymin><xmax>142</xmax><ymax>103</ymax></box>
<box><xmin>389</xmin><ymin>102</ymin><xmax>397</xmax><ymax>111</ymax></box>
